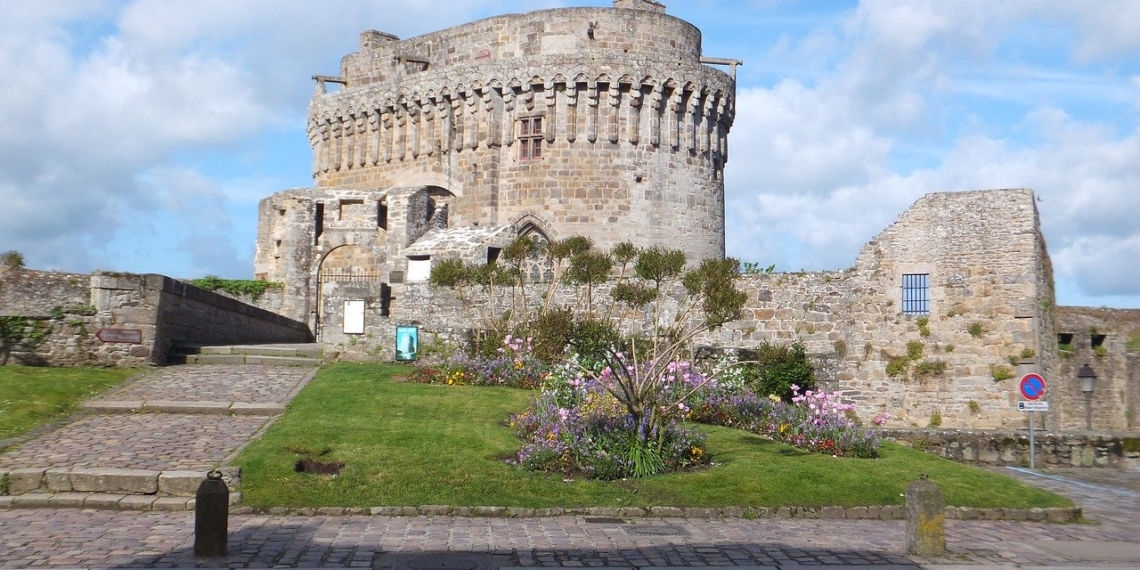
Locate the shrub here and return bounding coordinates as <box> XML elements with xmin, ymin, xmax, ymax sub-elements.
<box><xmin>968</xmin><ymin>400</ymin><xmax>981</xmax><ymax>414</ymax></box>
<box><xmin>1127</xmin><ymin>333</ymin><xmax>1140</xmax><ymax>352</ymax></box>
<box><xmin>509</xmin><ymin>376</ymin><xmax>707</xmax><ymax>480</ymax></box>
<box><xmin>1</xmin><ymin>250</ymin><xmax>24</xmax><ymax>269</ymax></box>
<box><xmin>906</xmin><ymin>340</ymin><xmax>924</xmax><ymax>360</ymax></box>
<box><xmin>914</xmin><ymin>360</ymin><xmax>947</xmax><ymax>377</ymax></box>
<box><xmin>190</xmin><ymin>276</ymin><xmax>283</xmax><ymax>301</ymax></box>
<box><xmin>916</xmin><ymin>316</ymin><xmax>930</xmax><ymax>337</ymax></box>
<box><xmin>1020</xmin><ymin>348</ymin><xmax>1036</xmax><ymax>359</ymax></box>
<box><xmin>967</xmin><ymin>322</ymin><xmax>985</xmax><ymax>338</ymax></box>
<box><xmin>747</xmin><ymin>341</ymin><xmax>815</xmax><ymax>402</ymax></box>
<box><xmin>990</xmin><ymin>365</ymin><xmax>1015</xmax><ymax>382</ymax></box>
<box><xmin>886</xmin><ymin>356</ymin><xmax>910</xmax><ymax>378</ymax></box>
<box><xmin>691</xmin><ymin>386</ymin><xmax>880</xmax><ymax>458</ymax></box>
<box><xmin>928</xmin><ymin>410</ymin><xmax>942</xmax><ymax>427</ymax></box>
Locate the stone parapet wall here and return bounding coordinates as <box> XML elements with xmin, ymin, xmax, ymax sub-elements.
<box><xmin>1</xmin><ymin>271</ymin><xmax>311</xmax><ymax>367</ymax></box>
<box><xmin>151</xmin><ymin>275</ymin><xmax>312</xmax><ymax>362</ymax></box>
<box><xmin>0</xmin><ymin>270</ymin><xmax>91</xmax><ymax>317</ymax></box>
<box><xmin>882</xmin><ymin>428</ymin><xmax>1140</xmax><ymax>469</ymax></box>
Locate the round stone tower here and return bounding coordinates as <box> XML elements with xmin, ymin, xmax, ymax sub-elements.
<box><xmin>306</xmin><ymin>0</ymin><xmax>737</xmax><ymax>259</ymax></box>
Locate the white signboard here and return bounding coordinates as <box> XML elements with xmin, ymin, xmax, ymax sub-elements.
<box><xmin>343</xmin><ymin>300</ymin><xmax>365</xmax><ymax>334</ymax></box>
<box><xmin>407</xmin><ymin>258</ymin><xmax>432</xmax><ymax>282</ymax></box>
<box><xmin>1017</xmin><ymin>401</ymin><xmax>1049</xmax><ymax>412</ymax></box>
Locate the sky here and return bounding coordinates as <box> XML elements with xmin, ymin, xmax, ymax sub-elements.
<box><xmin>1</xmin><ymin>0</ymin><xmax>1138</xmax><ymax>308</ymax></box>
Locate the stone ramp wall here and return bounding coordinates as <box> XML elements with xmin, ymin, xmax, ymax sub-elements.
<box><xmin>0</xmin><ymin>270</ymin><xmax>311</xmax><ymax>367</ymax></box>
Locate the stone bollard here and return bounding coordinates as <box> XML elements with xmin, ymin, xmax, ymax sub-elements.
<box><xmin>194</xmin><ymin>470</ymin><xmax>229</xmax><ymax>558</ymax></box>
<box><xmin>905</xmin><ymin>474</ymin><xmax>945</xmax><ymax>557</ymax></box>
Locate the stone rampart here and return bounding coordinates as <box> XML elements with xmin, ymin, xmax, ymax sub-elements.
<box><xmin>1</xmin><ymin>271</ymin><xmax>311</xmax><ymax>367</ymax></box>
<box><xmin>344</xmin><ymin>189</ymin><xmax>1057</xmax><ymax>430</ymax></box>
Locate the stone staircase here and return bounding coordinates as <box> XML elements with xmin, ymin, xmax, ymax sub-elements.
<box><xmin>0</xmin><ymin>350</ymin><xmax>321</xmax><ymax>511</ymax></box>
<box><xmin>171</xmin><ymin>343</ymin><xmax>323</xmax><ymax>367</ymax></box>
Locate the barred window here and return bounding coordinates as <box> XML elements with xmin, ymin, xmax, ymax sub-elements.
<box><xmin>902</xmin><ymin>273</ymin><xmax>930</xmax><ymax>315</ymax></box>
<box><xmin>519</xmin><ymin>116</ymin><xmax>543</xmax><ymax>160</ymax></box>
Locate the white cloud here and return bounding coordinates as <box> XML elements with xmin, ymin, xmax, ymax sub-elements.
<box><xmin>1</xmin><ymin>0</ymin><xmax>1138</xmax><ymax>310</ymax></box>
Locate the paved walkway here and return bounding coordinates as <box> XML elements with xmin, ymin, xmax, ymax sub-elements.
<box><xmin>1</xmin><ymin>362</ymin><xmax>1138</xmax><ymax>568</ymax></box>
<box><xmin>0</xmin><ymin>365</ymin><xmax>315</xmax><ymax>473</ymax></box>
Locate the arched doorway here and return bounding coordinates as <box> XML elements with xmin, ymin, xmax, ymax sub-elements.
<box><xmin>316</xmin><ymin>245</ymin><xmax>384</xmax><ymax>338</ymax></box>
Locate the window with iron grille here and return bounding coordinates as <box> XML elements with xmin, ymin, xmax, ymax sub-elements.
<box><xmin>518</xmin><ymin>116</ymin><xmax>543</xmax><ymax>160</ymax></box>
<box><xmin>902</xmin><ymin>273</ymin><xmax>930</xmax><ymax>315</ymax></box>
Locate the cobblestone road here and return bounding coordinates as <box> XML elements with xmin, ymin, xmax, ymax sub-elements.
<box><xmin>0</xmin><ymin>465</ymin><xmax>1137</xmax><ymax>568</ymax></box>
<box><xmin>92</xmin><ymin>365</ymin><xmax>313</xmax><ymax>404</ymax></box>
<box><xmin>0</xmin><ymin>413</ymin><xmax>269</xmax><ymax>471</ymax></box>
<box><xmin>1</xmin><ymin>362</ymin><xmax>1137</xmax><ymax>568</ymax></box>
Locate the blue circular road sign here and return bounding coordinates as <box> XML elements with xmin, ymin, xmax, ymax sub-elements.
<box><xmin>1019</xmin><ymin>373</ymin><xmax>1046</xmax><ymax>401</ymax></box>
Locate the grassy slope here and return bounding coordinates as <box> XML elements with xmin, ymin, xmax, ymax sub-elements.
<box><xmin>0</xmin><ymin>366</ymin><xmax>137</xmax><ymax>440</ymax></box>
<box><xmin>235</xmin><ymin>363</ymin><xmax>1071</xmax><ymax>509</ymax></box>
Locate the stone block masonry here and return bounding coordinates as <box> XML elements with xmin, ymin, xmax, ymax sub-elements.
<box><xmin>0</xmin><ymin>270</ymin><xmax>311</xmax><ymax>367</ymax></box>
<box><xmin>254</xmin><ymin>0</ymin><xmax>741</xmax><ymax>337</ymax></box>
<box><xmin>376</xmin><ymin>189</ymin><xmax>1057</xmax><ymax>430</ymax></box>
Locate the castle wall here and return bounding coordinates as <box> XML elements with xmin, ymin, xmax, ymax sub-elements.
<box><xmin>297</xmin><ymin>2</ymin><xmax>733</xmax><ymax>263</ymax></box>
<box><xmin>0</xmin><ymin>270</ymin><xmax>311</xmax><ymax>367</ymax></box>
<box><xmin>0</xmin><ymin>269</ymin><xmax>90</xmax><ymax>316</ymax></box>
<box><xmin>1052</xmin><ymin>307</ymin><xmax>1140</xmax><ymax>432</ymax></box>
<box><xmin>344</xmin><ymin>189</ymin><xmax>1061</xmax><ymax>430</ymax></box>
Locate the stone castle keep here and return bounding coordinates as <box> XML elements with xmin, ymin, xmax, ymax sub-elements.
<box><xmin>2</xmin><ymin>0</ymin><xmax>1137</xmax><ymax>437</ymax></box>
<box><xmin>254</xmin><ymin>0</ymin><xmax>738</xmax><ymax>336</ymax></box>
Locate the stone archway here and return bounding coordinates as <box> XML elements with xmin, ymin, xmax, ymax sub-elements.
<box><xmin>316</xmin><ymin>245</ymin><xmax>383</xmax><ymax>334</ymax></box>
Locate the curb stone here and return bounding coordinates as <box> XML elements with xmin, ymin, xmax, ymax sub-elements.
<box><xmin>0</xmin><ymin>493</ymin><xmax>1083</xmax><ymax>520</ymax></box>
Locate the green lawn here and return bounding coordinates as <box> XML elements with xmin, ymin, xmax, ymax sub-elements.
<box><xmin>235</xmin><ymin>363</ymin><xmax>1072</xmax><ymax>510</ymax></box>
<box><xmin>0</xmin><ymin>365</ymin><xmax>137</xmax><ymax>440</ymax></box>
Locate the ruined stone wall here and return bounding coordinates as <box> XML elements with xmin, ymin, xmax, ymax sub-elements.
<box><xmin>297</xmin><ymin>2</ymin><xmax>733</xmax><ymax>262</ymax></box>
<box><xmin>0</xmin><ymin>269</ymin><xmax>91</xmax><ymax>316</ymax></box>
<box><xmin>832</xmin><ymin>189</ymin><xmax>1047</xmax><ymax>430</ymax></box>
<box><xmin>361</xmin><ymin>189</ymin><xmax>1061</xmax><ymax>430</ymax></box>
<box><xmin>1052</xmin><ymin>307</ymin><xmax>1140</xmax><ymax>432</ymax></box>
<box><xmin>0</xmin><ymin>270</ymin><xmax>135</xmax><ymax>366</ymax></box>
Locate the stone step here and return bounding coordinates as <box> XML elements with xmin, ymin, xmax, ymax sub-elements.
<box><xmin>2</xmin><ymin>467</ymin><xmax>240</xmax><ymax>497</ymax></box>
<box><xmin>193</xmin><ymin>344</ymin><xmax>321</xmax><ymax>358</ymax></box>
<box><xmin>182</xmin><ymin>353</ymin><xmax>320</xmax><ymax>366</ymax></box>
<box><xmin>79</xmin><ymin>400</ymin><xmax>285</xmax><ymax>415</ymax></box>
<box><xmin>175</xmin><ymin>344</ymin><xmax>322</xmax><ymax>366</ymax></box>
<box><xmin>0</xmin><ymin>492</ymin><xmax>199</xmax><ymax>511</ymax></box>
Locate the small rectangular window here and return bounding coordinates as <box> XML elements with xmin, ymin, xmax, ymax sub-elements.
<box><xmin>518</xmin><ymin>116</ymin><xmax>544</xmax><ymax>160</ymax></box>
<box><xmin>901</xmin><ymin>273</ymin><xmax>930</xmax><ymax>315</ymax></box>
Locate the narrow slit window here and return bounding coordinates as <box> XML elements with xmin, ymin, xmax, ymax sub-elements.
<box><xmin>519</xmin><ymin>116</ymin><xmax>543</xmax><ymax>160</ymax></box>
<box><xmin>901</xmin><ymin>273</ymin><xmax>930</xmax><ymax>315</ymax></box>
<box><xmin>314</xmin><ymin>202</ymin><xmax>324</xmax><ymax>245</ymax></box>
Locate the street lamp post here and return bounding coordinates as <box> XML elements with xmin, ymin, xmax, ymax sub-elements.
<box><xmin>1076</xmin><ymin>363</ymin><xmax>1097</xmax><ymax>431</ymax></box>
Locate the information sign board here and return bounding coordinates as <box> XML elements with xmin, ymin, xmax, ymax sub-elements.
<box><xmin>96</xmin><ymin>329</ymin><xmax>142</xmax><ymax>344</ymax></box>
<box><xmin>1018</xmin><ymin>401</ymin><xmax>1050</xmax><ymax>412</ymax></box>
